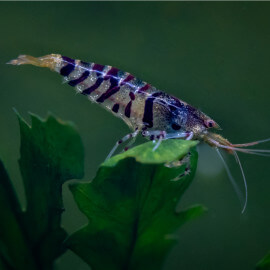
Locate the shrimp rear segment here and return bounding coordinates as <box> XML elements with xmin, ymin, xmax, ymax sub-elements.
<box><xmin>7</xmin><ymin>54</ymin><xmax>62</xmax><ymax>70</ymax></box>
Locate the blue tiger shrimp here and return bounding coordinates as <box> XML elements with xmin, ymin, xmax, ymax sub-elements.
<box><xmin>8</xmin><ymin>54</ymin><xmax>270</xmax><ymax>213</ymax></box>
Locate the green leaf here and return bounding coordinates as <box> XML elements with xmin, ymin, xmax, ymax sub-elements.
<box><xmin>0</xmin><ymin>160</ymin><xmax>37</xmax><ymax>270</ymax></box>
<box><xmin>103</xmin><ymin>139</ymin><xmax>198</xmax><ymax>166</ymax></box>
<box><xmin>256</xmin><ymin>251</ymin><xmax>270</xmax><ymax>270</ymax></box>
<box><xmin>17</xmin><ymin>112</ymin><xmax>84</xmax><ymax>267</ymax></box>
<box><xmin>0</xmin><ymin>112</ymin><xmax>84</xmax><ymax>270</ymax></box>
<box><xmin>67</xmin><ymin>139</ymin><xmax>205</xmax><ymax>270</ymax></box>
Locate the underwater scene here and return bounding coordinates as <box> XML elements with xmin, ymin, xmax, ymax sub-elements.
<box><xmin>0</xmin><ymin>2</ymin><xmax>269</xmax><ymax>270</ymax></box>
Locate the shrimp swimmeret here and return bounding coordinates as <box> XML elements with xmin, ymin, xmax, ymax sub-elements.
<box><xmin>8</xmin><ymin>54</ymin><xmax>270</xmax><ymax>213</ymax></box>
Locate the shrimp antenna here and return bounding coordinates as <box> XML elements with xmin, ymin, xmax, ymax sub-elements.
<box><xmin>216</xmin><ymin>148</ymin><xmax>245</xmax><ymax>212</ymax></box>
<box><xmin>233</xmin><ymin>151</ymin><xmax>248</xmax><ymax>214</ymax></box>
<box><xmin>232</xmin><ymin>138</ymin><xmax>270</xmax><ymax>147</ymax></box>
<box><xmin>207</xmin><ymin>137</ymin><xmax>270</xmax><ymax>157</ymax></box>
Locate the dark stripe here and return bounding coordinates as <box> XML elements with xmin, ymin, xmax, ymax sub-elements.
<box><xmin>142</xmin><ymin>92</ymin><xmax>163</xmax><ymax>128</ymax></box>
<box><xmin>122</xmin><ymin>74</ymin><xmax>134</xmax><ymax>84</ymax></box>
<box><xmin>143</xmin><ymin>97</ymin><xmax>155</xmax><ymax>128</ymax></box>
<box><xmin>105</xmin><ymin>67</ymin><xmax>119</xmax><ymax>77</ymax></box>
<box><xmin>96</xmin><ymin>74</ymin><xmax>120</xmax><ymax>103</ymax></box>
<box><xmin>92</xmin><ymin>64</ymin><xmax>105</xmax><ymax>78</ymax></box>
<box><xmin>169</xmin><ymin>97</ymin><xmax>184</xmax><ymax>112</ymax></box>
<box><xmin>96</xmin><ymin>86</ymin><xmax>120</xmax><ymax>103</ymax></box>
<box><xmin>92</xmin><ymin>63</ymin><xmax>105</xmax><ymax>72</ymax></box>
<box><xmin>68</xmin><ymin>70</ymin><xmax>90</xmax><ymax>87</ymax></box>
<box><xmin>172</xmin><ymin>96</ymin><xmax>183</xmax><ymax>107</ymax></box>
<box><xmin>60</xmin><ymin>56</ymin><xmax>75</xmax><ymax>76</ymax></box>
<box><xmin>82</xmin><ymin>77</ymin><xmax>104</xmax><ymax>95</ymax></box>
<box><xmin>112</xmin><ymin>103</ymin><xmax>120</xmax><ymax>113</ymax></box>
<box><xmin>129</xmin><ymin>92</ymin><xmax>135</xmax><ymax>100</ymax></box>
<box><xmin>152</xmin><ymin>92</ymin><xmax>163</xmax><ymax>97</ymax></box>
<box><xmin>124</xmin><ymin>101</ymin><xmax>132</xmax><ymax>118</ymax></box>
<box><xmin>139</xmin><ymin>84</ymin><xmax>150</xmax><ymax>92</ymax></box>
<box><xmin>109</xmin><ymin>76</ymin><xmax>119</xmax><ymax>88</ymax></box>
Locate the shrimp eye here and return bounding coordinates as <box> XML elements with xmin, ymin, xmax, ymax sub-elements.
<box><xmin>172</xmin><ymin>123</ymin><xmax>181</xmax><ymax>130</ymax></box>
<box><xmin>204</xmin><ymin>120</ymin><xmax>215</xmax><ymax>128</ymax></box>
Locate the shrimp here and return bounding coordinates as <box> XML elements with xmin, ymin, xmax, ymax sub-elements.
<box><xmin>7</xmin><ymin>54</ymin><xmax>270</xmax><ymax>213</ymax></box>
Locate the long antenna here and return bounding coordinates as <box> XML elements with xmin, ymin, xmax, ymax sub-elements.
<box><xmin>216</xmin><ymin>148</ymin><xmax>245</xmax><ymax>211</ymax></box>
<box><xmin>208</xmin><ymin>138</ymin><xmax>270</xmax><ymax>156</ymax></box>
<box><xmin>233</xmin><ymin>151</ymin><xmax>248</xmax><ymax>214</ymax></box>
<box><xmin>232</xmin><ymin>138</ymin><xmax>270</xmax><ymax>147</ymax></box>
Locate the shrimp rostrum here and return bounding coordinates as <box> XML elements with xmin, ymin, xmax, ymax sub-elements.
<box><xmin>8</xmin><ymin>54</ymin><xmax>270</xmax><ymax>213</ymax></box>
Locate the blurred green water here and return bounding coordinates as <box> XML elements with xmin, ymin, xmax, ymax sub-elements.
<box><xmin>0</xmin><ymin>2</ymin><xmax>269</xmax><ymax>270</ymax></box>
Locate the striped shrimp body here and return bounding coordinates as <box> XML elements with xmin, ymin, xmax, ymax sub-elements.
<box><xmin>8</xmin><ymin>54</ymin><xmax>270</xmax><ymax>213</ymax></box>
<box><xmin>8</xmin><ymin>54</ymin><xmax>220</xmax><ymax>144</ymax></box>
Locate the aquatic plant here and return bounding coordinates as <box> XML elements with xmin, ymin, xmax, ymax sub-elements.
<box><xmin>0</xmin><ymin>112</ymin><xmax>204</xmax><ymax>270</ymax></box>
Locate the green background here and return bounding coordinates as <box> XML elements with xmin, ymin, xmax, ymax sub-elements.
<box><xmin>0</xmin><ymin>2</ymin><xmax>269</xmax><ymax>270</ymax></box>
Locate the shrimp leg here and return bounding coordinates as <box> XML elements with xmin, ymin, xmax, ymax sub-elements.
<box><xmin>106</xmin><ymin>129</ymin><xmax>140</xmax><ymax>160</ymax></box>
<box><xmin>142</xmin><ymin>130</ymin><xmax>193</xmax><ymax>151</ymax></box>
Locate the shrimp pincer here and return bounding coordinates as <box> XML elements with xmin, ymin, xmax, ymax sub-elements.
<box><xmin>8</xmin><ymin>54</ymin><xmax>270</xmax><ymax>213</ymax></box>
